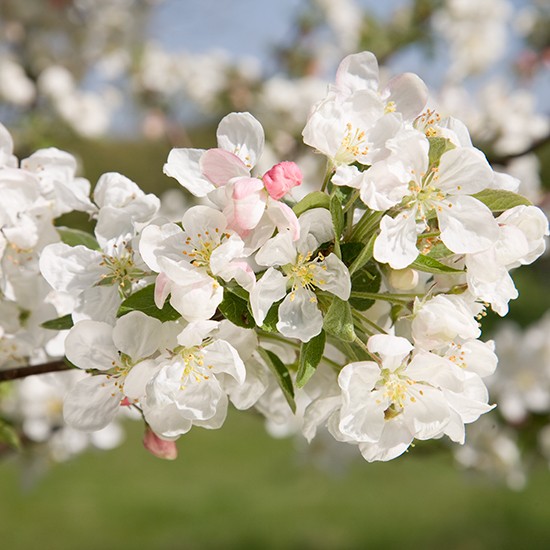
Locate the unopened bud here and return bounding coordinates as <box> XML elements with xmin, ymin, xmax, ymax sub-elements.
<box><xmin>143</xmin><ymin>427</ymin><xmax>178</xmax><ymax>460</ymax></box>
<box><xmin>262</xmin><ymin>161</ymin><xmax>302</xmax><ymax>200</ymax></box>
<box><xmin>388</xmin><ymin>268</ymin><xmax>419</xmax><ymax>290</ymax></box>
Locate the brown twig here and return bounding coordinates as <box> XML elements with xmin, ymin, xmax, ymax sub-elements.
<box><xmin>0</xmin><ymin>360</ymin><xmax>74</xmax><ymax>383</ymax></box>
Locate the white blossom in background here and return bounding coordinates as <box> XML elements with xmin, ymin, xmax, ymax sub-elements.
<box><xmin>433</xmin><ymin>0</ymin><xmax>512</xmax><ymax>80</ymax></box>
<box><xmin>0</xmin><ymin>55</ymin><xmax>36</xmax><ymax>106</ymax></box>
<box><xmin>489</xmin><ymin>317</ymin><xmax>550</xmax><ymax>423</ymax></box>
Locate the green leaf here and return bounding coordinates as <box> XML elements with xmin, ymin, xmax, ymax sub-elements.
<box><xmin>0</xmin><ymin>418</ymin><xmax>21</xmax><ymax>450</ymax></box>
<box><xmin>348</xmin><ymin>233</ymin><xmax>376</xmax><ymax>275</ymax></box>
<box><xmin>472</xmin><ymin>189</ymin><xmax>532</xmax><ymax>213</ymax></box>
<box><xmin>292</xmin><ymin>191</ymin><xmax>330</xmax><ymax>217</ymax></box>
<box><xmin>330</xmin><ymin>194</ymin><xmax>344</xmax><ymax>237</ymax></box>
<box><xmin>259</xmin><ymin>301</ymin><xmax>280</xmax><ymax>333</ymax></box>
<box><xmin>218</xmin><ymin>290</ymin><xmax>255</xmax><ymax>329</ymax></box>
<box><xmin>428</xmin><ymin>137</ymin><xmax>456</xmax><ymax>168</ymax></box>
<box><xmin>57</xmin><ymin>227</ymin><xmax>100</xmax><ymax>250</ymax></box>
<box><xmin>323</xmin><ymin>297</ymin><xmax>356</xmax><ymax>342</ymax></box>
<box><xmin>225</xmin><ymin>283</ymin><xmax>250</xmax><ymax>301</ymax></box>
<box><xmin>257</xmin><ymin>348</ymin><xmax>296</xmax><ymax>413</ymax></box>
<box><xmin>424</xmin><ymin>242</ymin><xmax>453</xmax><ymax>260</ymax></box>
<box><xmin>341</xmin><ymin>242</ymin><xmax>363</xmax><ymax>265</ymax></box>
<box><xmin>41</xmin><ymin>314</ymin><xmax>74</xmax><ymax>331</ymax></box>
<box><xmin>349</xmin><ymin>266</ymin><xmax>381</xmax><ymax>311</ymax></box>
<box><xmin>411</xmin><ymin>254</ymin><xmax>463</xmax><ymax>274</ymax></box>
<box><xmin>296</xmin><ymin>330</ymin><xmax>326</xmax><ymax>389</ymax></box>
<box><xmin>117</xmin><ymin>284</ymin><xmax>181</xmax><ymax>322</ymax></box>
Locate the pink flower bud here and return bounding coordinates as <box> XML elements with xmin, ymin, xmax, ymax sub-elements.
<box><xmin>143</xmin><ymin>427</ymin><xmax>178</xmax><ymax>460</ymax></box>
<box><xmin>262</xmin><ymin>161</ymin><xmax>302</xmax><ymax>200</ymax></box>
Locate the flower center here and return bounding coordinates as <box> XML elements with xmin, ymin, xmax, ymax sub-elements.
<box><xmin>98</xmin><ymin>243</ymin><xmax>145</xmax><ymax>296</ymax></box>
<box><xmin>335</xmin><ymin>122</ymin><xmax>369</xmax><ymax>165</ymax></box>
<box><xmin>377</xmin><ymin>367</ymin><xmax>420</xmax><ymax>419</ymax></box>
<box><xmin>174</xmin><ymin>347</ymin><xmax>213</xmax><ymax>390</ymax></box>
<box><xmin>286</xmin><ymin>252</ymin><xmax>327</xmax><ymax>302</ymax></box>
<box><xmin>182</xmin><ymin>228</ymin><xmax>230</xmax><ymax>271</ymax></box>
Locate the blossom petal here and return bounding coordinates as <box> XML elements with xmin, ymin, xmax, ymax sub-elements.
<box><xmin>249</xmin><ymin>267</ymin><xmax>288</xmax><ymax>326</ymax></box>
<box><xmin>200</xmin><ymin>148</ymin><xmax>249</xmax><ymax>186</ymax></box>
<box><xmin>65</xmin><ymin>320</ymin><xmax>117</xmax><ymax>371</ymax></box>
<box><xmin>163</xmin><ymin>148</ymin><xmax>214</xmax><ymax>197</ymax></box>
<box><xmin>374</xmin><ymin>211</ymin><xmax>419</xmax><ymax>269</ymax></box>
<box><xmin>276</xmin><ymin>289</ymin><xmax>323</xmax><ymax>342</ymax></box>
<box><xmin>113</xmin><ymin>310</ymin><xmax>162</xmax><ymax>359</ymax></box>
<box><xmin>359</xmin><ymin>416</ymin><xmax>414</xmax><ymax>462</ymax></box>
<box><xmin>437</xmin><ymin>196</ymin><xmax>499</xmax><ymax>254</ymax></box>
<box><xmin>335</xmin><ymin>51</ymin><xmax>379</xmax><ymax>95</ymax></box>
<box><xmin>216</xmin><ymin>112</ymin><xmax>264</xmax><ymax>168</ymax></box>
<box><xmin>384</xmin><ymin>73</ymin><xmax>428</xmax><ymax>120</ymax></box>
<box><xmin>64</xmin><ymin>376</ymin><xmax>120</xmax><ymax>431</ymax></box>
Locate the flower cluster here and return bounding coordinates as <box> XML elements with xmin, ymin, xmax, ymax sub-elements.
<box><xmin>0</xmin><ymin>51</ymin><xmax>548</xmax><ymax>465</ymax></box>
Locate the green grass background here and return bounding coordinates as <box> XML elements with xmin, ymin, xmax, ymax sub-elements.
<box><xmin>2</xmin><ymin>409</ymin><xmax>550</xmax><ymax>550</ymax></box>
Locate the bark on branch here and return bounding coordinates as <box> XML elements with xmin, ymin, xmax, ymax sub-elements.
<box><xmin>0</xmin><ymin>360</ymin><xmax>73</xmax><ymax>383</ymax></box>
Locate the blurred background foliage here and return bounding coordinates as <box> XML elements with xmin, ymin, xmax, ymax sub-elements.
<box><xmin>2</xmin><ymin>410</ymin><xmax>550</xmax><ymax>550</ymax></box>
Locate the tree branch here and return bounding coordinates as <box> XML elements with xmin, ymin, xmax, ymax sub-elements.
<box><xmin>0</xmin><ymin>360</ymin><xmax>74</xmax><ymax>383</ymax></box>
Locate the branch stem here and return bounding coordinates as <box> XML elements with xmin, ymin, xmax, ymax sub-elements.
<box><xmin>0</xmin><ymin>360</ymin><xmax>73</xmax><ymax>383</ymax></box>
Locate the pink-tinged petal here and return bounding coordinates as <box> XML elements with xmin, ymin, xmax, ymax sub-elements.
<box><xmin>262</xmin><ymin>161</ymin><xmax>302</xmax><ymax>200</ymax></box>
<box><xmin>143</xmin><ymin>427</ymin><xmax>178</xmax><ymax>460</ymax></box>
<box><xmin>335</xmin><ymin>51</ymin><xmax>379</xmax><ymax>95</ymax></box>
<box><xmin>216</xmin><ymin>112</ymin><xmax>265</xmax><ymax>168</ymax></box>
<box><xmin>384</xmin><ymin>73</ymin><xmax>428</xmax><ymax>120</ymax></box>
<box><xmin>437</xmin><ymin>196</ymin><xmax>499</xmax><ymax>254</ymax></box>
<box><xmin>265</xmin><ymin>200</ymin><xmax>300</xmax><ymax>241</ymax></box>
<box><xmin>163</xmin><ymin>148</ymin><xmax>214</xmax><ymax>197</ymax></box>
<box><xmin>230</xmin><ymin>178</ymin><xmax>266</xmax><ymax>231</ymax></box>
<box><xmin>154</xmin><ymin>272</ymin><xmax>172</xmax><ymax>309</ymax></box>
<box><xmin>200</xmin><ymin>148</ymin><xmax>249</xmax><ymax>186</ymax></box>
